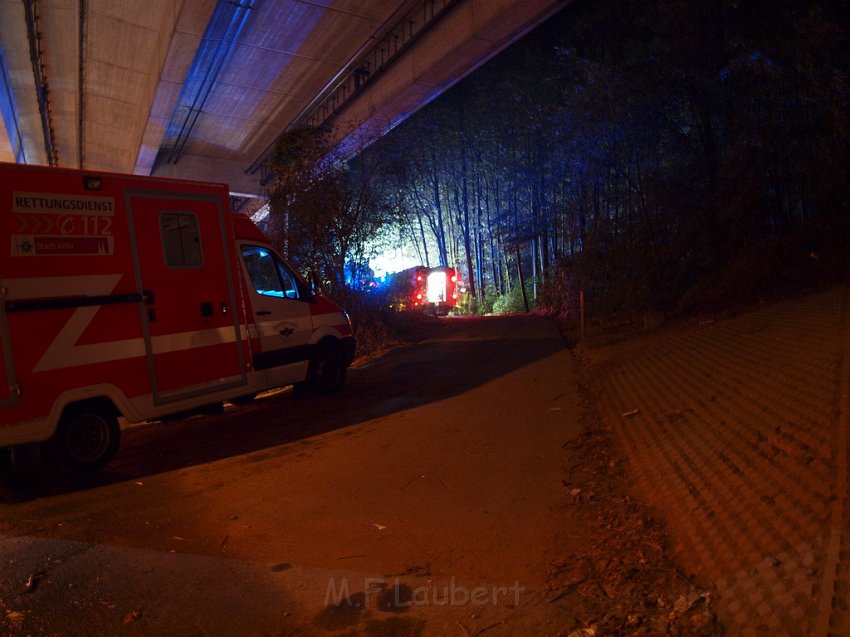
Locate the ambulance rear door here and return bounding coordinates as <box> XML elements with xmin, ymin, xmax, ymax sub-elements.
<box><xmin>126</xmin><ymin>189</ymin><xmax>247</xmax><ymax>405</ymax></box>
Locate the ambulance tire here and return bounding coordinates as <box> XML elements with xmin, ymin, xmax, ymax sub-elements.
<box><xmin>295</xmin><ymin>342</ymin><xmax>347</xmax><ymax>396</ymax></box>
<box><xmin>44</xmin><ymin>404</ymin><xmax>121</xmax><ymax>475</ymax></box>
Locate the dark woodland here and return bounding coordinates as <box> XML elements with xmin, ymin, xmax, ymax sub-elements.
<box><xmin>269</xmin><ymin>0</ymin><xmax>850</xmax><ymax>324</ymax></box>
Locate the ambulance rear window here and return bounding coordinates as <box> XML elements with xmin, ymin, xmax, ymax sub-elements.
<box><xmin>160</xmin><ymin>211</ymin><xmax>203</xmax><ymax>268</ymax></box>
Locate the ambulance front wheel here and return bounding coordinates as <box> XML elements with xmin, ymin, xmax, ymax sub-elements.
<box><xmin>44</xmin><ymin>403</ymin><xmax>121</xmax><ymax>475</ymax></box>
<box><xmin>296</xmin><ymin>342</ymin><xmax>347</xmax><ymax>396</ymax></box>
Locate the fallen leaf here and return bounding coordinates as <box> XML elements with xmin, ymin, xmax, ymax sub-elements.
<box><xmin>124</xmin><ymin>610</ymin><xmax>142</xmax><ymax>625</ymax></box>
<box><xmin>6</xmin><ymin>610</ymin><xmax>26</xmax><ymax>630</ymax></box>
<box><xmin>23</xmin><ymin>572</ymin><xmax>45</xmax><ymax>593</ymax></box>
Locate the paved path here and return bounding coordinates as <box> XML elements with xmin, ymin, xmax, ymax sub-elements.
<box><xmin>586</xmin><ymin>286</ymin><xmax>849</xmax><ymax>636</ymax></box>
<box><xmin>0</xmin><ymin>316</ymin><xmax>583</xmax><ymax>636</ymax></box>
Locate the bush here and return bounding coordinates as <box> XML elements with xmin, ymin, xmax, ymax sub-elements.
<box><xmin>492</xmin><ymin>283</ymin><xmax>534</xmax><ymax>314</ymax></box>
<box><xmin>335</xmin><ymin>288</ymin><xmax>441</xmax><ymax>361</ymax></box>
<box><xmin>676</xmin><ymin>226</ymin><xmax>850</xmax><ymax>317</ymax></box>
<box><xmin>535</xmin><ymin>262</ymin><xmax>581</xmax><ymax>320</ymax></box>
<box><xmin>478</xmin><ymin>293</ymin><xmax>496</xmax><ymax>315</ymax></box>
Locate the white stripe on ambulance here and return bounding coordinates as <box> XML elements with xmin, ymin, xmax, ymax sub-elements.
<box><xmin>5</xmin><ymin>275</ymin><xmax>238</xmax><ymax>373</ymax></box>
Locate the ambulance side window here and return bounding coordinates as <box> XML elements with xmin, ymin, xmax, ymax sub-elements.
<box><xmin>160</xmin><ymin>212</ymin><xmax>203</xmax><ymax>268</ymax></box>
<box><xmin>240</xmin><ymin>245</ymin><xmax>301</xmax><ymax>300</ymax></box>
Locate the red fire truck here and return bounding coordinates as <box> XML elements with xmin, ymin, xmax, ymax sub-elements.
<box><xmin>0</xmin><ymin>163</ymin><xmax>355</xmax><ymax>474</ymax></box>
<box><xmin>386</xmin><ymin>266</ymin><xmax>459</xmax><ymax>315</ymax></box>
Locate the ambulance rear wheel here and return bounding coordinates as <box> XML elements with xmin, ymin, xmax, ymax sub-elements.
<box><xmin>44</xmin><ymin>404</ymin><xmax>120</xmax><ymax>475</ymax></box>
<box><xmin>296</xmin><ymin>343</ymin><xmax>347</xmax><ymax>396</ymax></box>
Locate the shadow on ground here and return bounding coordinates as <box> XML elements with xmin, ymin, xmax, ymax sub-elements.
<box><xmin>0</xmin><ymin>315</ymin><xmax>562</xmax><ymax>502</ymax></box>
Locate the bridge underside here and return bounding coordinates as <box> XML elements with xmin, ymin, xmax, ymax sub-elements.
<box><xmin>0</xmin><ymin>0</ymin><xmax>567</xmax><ymax>197</ymax></box>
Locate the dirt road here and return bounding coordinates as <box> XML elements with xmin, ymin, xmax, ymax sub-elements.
<box><xmin>0</xmin><ymin>315</ymin><xmax>584</xmax><ymax>636</ymax></box>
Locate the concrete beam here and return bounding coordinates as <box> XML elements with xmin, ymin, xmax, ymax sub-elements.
<box><xmin>41</xmin><ymin>0</ymin><xmax>79</xmax><ymax>167</ymax></box>
<box><xmin>151</xmin><ymin>152</ymin><xmax>262</xmax><ymax>197</ymax></box>
<box><xmin>331</xmin><ymin>0</ymin><xmax>569</xmax><ymax>159</ymax></box>
<box><xmin>84</xmin><ymin>0</ymin><xmax>182</xmax><ymax>172</ymax></box>
<box><xmin>0</xmin><ymin>0</ymin><xmax>48</xmax><ymax>165</ymax></box>
<box><xmin>134</xmin><ymin>0</ymin><xmax>217</xmax><ymax>176</ymax></box>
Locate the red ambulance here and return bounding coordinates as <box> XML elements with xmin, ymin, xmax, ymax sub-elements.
<box><xmin>0</xmin><ymin>163</ymin><xmax>355</xmax><ymax>474</ymax></box>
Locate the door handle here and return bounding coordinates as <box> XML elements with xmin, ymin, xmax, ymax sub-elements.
<box><xmin>256</xmin><ymin>310</ymin><xmax>272</xmax><ymax>316</ymax></box>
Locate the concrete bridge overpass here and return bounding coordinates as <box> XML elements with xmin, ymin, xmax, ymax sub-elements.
<box><xmin>0</xmin><ymin>0</ymin><xmax>567</xmax><ymax>200</ymax></box>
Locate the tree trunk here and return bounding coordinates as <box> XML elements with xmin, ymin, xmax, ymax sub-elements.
<box><xmin>516</xmin><ymin>244</ymin><xmax>529</xmax><ymax>313</ymax></box>
<box><xmin>416</xmin><ymin>211</ymin><xmax>430</xmax><ymax>268</ymax></box>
